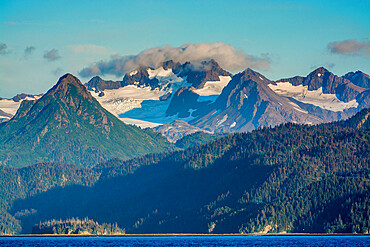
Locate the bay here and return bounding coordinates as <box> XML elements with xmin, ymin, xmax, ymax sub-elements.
<box><xmin>0</xmin><ymin>236</ymin><xmax>369</xmax><ymax>247</ymax></box>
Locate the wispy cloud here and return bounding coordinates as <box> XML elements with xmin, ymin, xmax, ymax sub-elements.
<box><xmin>52</xmin><ymin>67</ymin><xmax>63</xmax><ymax>76</ymax></box>
<box><xmin>0</xmin><ymin>42</ymin><xmax>10</xmax><ymax>55</ymax></box>
<box><xmin>24</xmin><ymin>46</ymin><xmax>36</xmax><ymax>58</ymax></box>
<box><xmin>79</xmin><ymin>42</ymin><xmax>271</xmax><ymax>78</ymax></box>
<box><xmin>68</xmin><ymin>44</ymin><xmax>110</xmax><ymax>55</ymax></box>
<box><xmin>43</xmin><ymin>49</ymin><xmax>61</xmax><ymax>61</ymax></box>
<box><xmin>327</xmin><ymin>39</ymin><xmax>370</xmax><ymax>56</ymax></box>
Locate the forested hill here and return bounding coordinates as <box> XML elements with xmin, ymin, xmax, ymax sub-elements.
<box><xmin>1</xmin><ymin>108</ymin><xmax>369</xmax><ymax>234</ymax></box>
<box><xmin>0</xmin><ymin>74</ymin><xmax>169</xmax><ymax>168</ymax></box>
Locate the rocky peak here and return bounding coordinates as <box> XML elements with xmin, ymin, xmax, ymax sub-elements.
<box><xmin>161</xmin><ymin>60</ymin><xmax>181</xmax><ymax>70</ymax></box>
<box><xmin>240</xmin><ymin>68</ymin><xmax>270</xmax><ymax>83</ymax></box>
<box><xmin>85</xmin><ymin>76</ymin><xmax>121</xmax><ymax>92</ymax></box>
<box><xmin>343</xmin><ymin>71</ymin><xmax>370</xmax><ymax>89</ymax></box>
<box><xmin>176</xmin><ymin>60</ymin><xmax>232</xmax><ymax>88</ymax></box>
<box><xmin>122</xmin><ymin>65</ymin><xmax>159</xmax><ymax>89</ymax></box>
<box><xmin>11</xmin><ymin>93</ymin><xmax>40</xmax><ymax>102</ymax></box>
<box><xmin>46</xmin><ymin>73</ymin><xmax>91</xmax><ymax>100</ymax></box>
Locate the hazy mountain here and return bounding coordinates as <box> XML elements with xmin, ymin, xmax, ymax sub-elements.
<box><xmin>0</xmin><ymin>74</ymin><xmax>169</xmax><ymax>168</ymax></box>
<box><xmin>343</xmin><ymin>71</ymin><xmax>370</xmax><ymax>89</ymax></box>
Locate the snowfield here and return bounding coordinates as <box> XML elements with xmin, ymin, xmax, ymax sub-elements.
<box><xmin>193</xmin><ymin>76</ymin><xmax>231</xmax><ymax>97</ymax></box>
<box><xmin>0</xmin><ymin>96</ymin><xmax>41</xmax><ymax>117</ymax></box>
<box><xmin>90</xmin><ymin>67</ymin><xmax>195</xmax><ymax>127</ymax></box>
<box><xmin>268</xmin><ymin>81</ymin><xmax>358</xmax><ymax>112</ymax></box>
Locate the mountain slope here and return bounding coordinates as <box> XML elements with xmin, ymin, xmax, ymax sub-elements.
<box><xmin>0</xmin><ymin>74</ymin><xmax>169</xmax><ymax>168</ymax></box>
<box><xmin>3</xmin><ymin>108</ymin><xmax>369</xmax><ymax>234</ymax></box>
<box><xmin>191</xmin><ymin>69</ymin><xmax>321</xmax><ymax>132</ymax></box>
<box><xmin>343</xmin><ymin>71</ymin><xmax>370</xmax><ymax>89</ymax></box>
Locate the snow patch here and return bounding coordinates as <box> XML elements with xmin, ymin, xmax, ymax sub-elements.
<box><xmin>120</xmin><ymin>118</ymin><xmax>162</xmax><ymax>128</ymax></box>
<box><xmin>230</xmin><ymin>122</ymin><xmax>236</xmax><ymax>128</ymax></box>
<box><xmin>147</xmin><ymin>67</ymin><xmax>174</xmax><ymax>79</ymax></box>
<box><xmin>193</xmin><ymin>76</ymin><xmax>231</xmax><ymax>97</ymax></box>
<box><xmin>216</xmin><ymin>114</ymin><xmax>228</xmax><ymax>127</ymax></box>
<box><xmin>259</xmin><ymin>76</ymin><xmax>263</xmax><ymax>80</ymax></box>
<box><xmin>268</xmin><ymin>81</ymin><xmax>358</xmax><ymax>112</ymax></box>
<box><xmin>288</xmin><ymin>102</ymin><xmax>308</xmax><ymax>114</ymax></box>
<box><xmin>129</xmin><ymin>70</ymin><xmax>138</xmax><ymax>76</ymax></box>
<box><xmin>0</xmin><ymin>96</ymin><xmax>41</xmax><ymax>116</ymax></box>
<box><xmin>318</xmin><ymin>73</ymin><xmax>321</xmax><ymax>77</ymax></box>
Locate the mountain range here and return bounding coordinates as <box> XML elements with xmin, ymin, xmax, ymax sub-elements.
<box><xmin>1</xmin><ymin>61</ymin><xmax>369</xmax><ymax>140</ymax></box>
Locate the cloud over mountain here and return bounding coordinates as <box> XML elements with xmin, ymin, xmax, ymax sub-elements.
<box><xmin>43</xmin><ymin>49</ymin><xmax>61</xmax><ymax>61</ymax></box>
<box><xmin>79</xmin><ymin>42</ymin><xmax>271</xmax><ymax>78</ymax></box>
<box><xmin>327</xmin><ymin>39</ymin><xmax>370</xmax><ymax>56</ymax></box>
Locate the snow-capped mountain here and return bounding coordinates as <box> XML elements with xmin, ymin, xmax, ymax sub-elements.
<box><xmin>190</xmin><ymin>69</ymin><xmax>322</xmax><ymax>132</ymax></box>
<box><xmin>85</xmin><ymin>60</ymin><xmax>232</xmax><ymax>128</ymax></box>
<box><xmin>0</xmin><ymin>93</ymin><xmax>42</xmax><ymax>122</ymax></box>
<box><xmin>1</xmin><ymin>60</ymin><xmax>369</xmax><ymax>139</ymax></box>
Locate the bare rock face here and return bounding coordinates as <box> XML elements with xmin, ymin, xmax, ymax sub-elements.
<box><xmin>343</xmin><ymin>71</ymin><xmax>370</xmax><ymax>89</ymax></box>
<box><xmin>280</xmin><ymin>67</ymin><xmax>366</xmax><ymax>102</ymax></box>
<box><xmin>121</xmin><ymin>65</ymin><xmax>160</xmax><ymax>89</ymax></box>
<box><xmin>154</xmin><ymin>120</ymin><xmax>211</xmax><ymax>142</ymax></box>
<box><xmin>85</xmin><ymin>76</ymin><xmax>121</xmax><ymax>92</ymax></box>
<box><xmin>174</xmin><ymin>59</ymin><xmax>232</xmax><ymax>89</ymax></box>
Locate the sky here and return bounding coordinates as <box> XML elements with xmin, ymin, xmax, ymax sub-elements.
<box><xmin>0</xmin><ymin>0</ymin><xmax>369</xmax><ymax>98</ymax></box>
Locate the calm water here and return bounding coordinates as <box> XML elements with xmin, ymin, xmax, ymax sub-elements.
<box><xmin>0</xmin><ymin>236</ymin><xmax>369</xmax><ymax>247</ymax></box>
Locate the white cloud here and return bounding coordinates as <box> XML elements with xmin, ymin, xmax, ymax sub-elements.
<box><xmin>79</xmin><ymin>42</ymin><xmax>271</xmax><ymax>78</ymax></box>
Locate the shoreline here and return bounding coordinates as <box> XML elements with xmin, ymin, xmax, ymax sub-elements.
<box><xmin>1</xmin><ymin>233</ymin><xmax>369</xmax><ymax>237</ymax></box>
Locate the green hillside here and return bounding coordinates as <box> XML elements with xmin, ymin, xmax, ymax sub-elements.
<box><xmin>0</xmin><ymin>74</ymin><xmax>169</xmax><ymax>168</ymax></box>
<box><xmin>0</xmin><ymin>108</ymin><xmax>369</xmax><ymax>234</ymax></box>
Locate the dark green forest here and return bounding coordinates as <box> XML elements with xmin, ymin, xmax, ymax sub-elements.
<box><xmin>0</xmin><ymin>108</ymin><xmax>369</xmax><ymax>234</ymax></box>
<box><xmin>32</xmin><ymin>218</ymin><xmax>124</xmax><ymax>235</ymax></box>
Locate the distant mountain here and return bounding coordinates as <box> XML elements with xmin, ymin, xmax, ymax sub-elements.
<box><xmin>154</xmin><ymin>120</ymin><xmax>212</xmax><ymax>142</ymax></box>
<box><xmin>2</xmin><ymin>108</ymin><xmax>369</xmax><ymax>234</ymax></box>
<box><xmin>343</xmin><ymin>71</ymin><xmax>370</xmax><ymax>89</ymax></box>
<box><xmin>0</xmin><ymin>74</ymin><xmax>169</xmax><ymax>168</ymax></box>
<box><xmin>82</xmin><ymin>63</ymin><xmax>369</xmax><ymax>136</ymax></box>
<box><xmin>279</xmin><ymin>67</ymin><xmax>366</xmax><ymax>102</ymax></box>
<box><xmin>1</xmin><ymin>62</ymin><xmax>369</xmax><ymax>139</ymax></box>
<box><xmin>191</xmin><ymin>69</ymin><xmax>321</xmax><ymax>132</ymax></box>
<box><xmin>85</xmin><ymin>76</ymin><xmax>121</xmax><ymax>92</ymax></box>
<box><xmin>0</xmin><ymin>94</ymin><xmax>41</xmax><ymax>122</ymax></box>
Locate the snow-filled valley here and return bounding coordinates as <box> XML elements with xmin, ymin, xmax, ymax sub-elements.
<box><xmin>268</xmin><ymin>81</ymin><xmax>358</xmax><ymax>112</ymax></box>
<box><xmin>89</xmin><ymin>67</ymin><xmax>231</xmax><ymax>127</ymax></box>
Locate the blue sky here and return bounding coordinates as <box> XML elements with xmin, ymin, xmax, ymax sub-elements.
<box><xmin>0</xmin><ymin>0</ymin><xmax>369</xmax><ymax>97</ymax></box>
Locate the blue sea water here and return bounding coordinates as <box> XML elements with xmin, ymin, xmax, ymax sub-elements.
<box><xmin>0</xmin><ymin>236</ymin><xmax>369</xmax><ymax>247</ymax></box>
